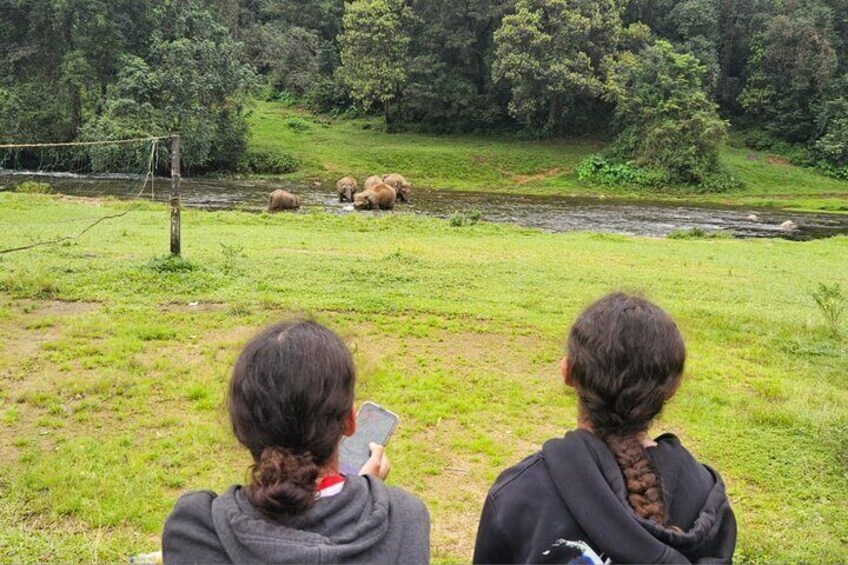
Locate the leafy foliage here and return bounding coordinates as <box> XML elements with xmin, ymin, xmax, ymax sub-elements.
<box><xmin>0</xmin><ymin>0</ymin><xmax>256</xmax><ymax>171</ymax></box>
<box><xmin>492</xmin><ymin>0</ymin><xmax>641</xmax><ymax>134</ymax></box>
<box><xmin>739</xmin><ymin>1</ymin><xmax>839</xmax><ymax>142</ymax></box>
<box><xmin>604</xmin><ymin>40</ymin><xmax>728</xmax><ymax>184</ymax></box>
<box><xmin>337</xmin><ymin>0</ymin><xmax>412</xmax><ymax>124</ymax></box>
<box><xmin>577</xmin><ymin>155</ymin><xmax>668</xmax><ymax>187</ymax></box>
<box><xmin>811</xmin><ymin>283</ymin><xmax>846</xmax><ymax>339</ymax></box>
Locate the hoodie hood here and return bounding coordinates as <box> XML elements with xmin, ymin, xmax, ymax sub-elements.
<box><xmin>208</xmin><ymin>475</ymin><xmax>394</xmax><ymax>563</ymax></box>
<box><xmin>542</xmin><ymin>430</ymin><xmax>736</xmax><ymax>564</ymax></box>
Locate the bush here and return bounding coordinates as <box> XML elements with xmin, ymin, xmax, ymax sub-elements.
<box><xmin>811</xmin><ymin>283</ymin><xmax>846</xmax><ymax>339</ymax></box>
<box><xmin>284</xmin><ymin>116</ymin><xmax>311</xmax><ymax>132</ymax></box>
<box><xmin>15</xmin><ymin>181</ymin><xmax>52</xmax><ymax>194</ymax></box>
<box><xmin>237</xmin><ymin>149</ymin><xmax>301</xmax><ymax>175</ymax></box>
<box><xmin>577</xmin><ymin>155</ymin><xmax>668</xmax><ymax>187</ymax></box>
<box><xmin>307</xmin><ymin>76</ymin><xmax>355</xmax><ymax>115</ymax></box>
<box><xmin>816</xmin><ymin>161</ymin><xmax>848</xmax><ymax>180</ymax></box>
<box><xmin>605</xmin><ymin>40</ymin><xmax>727</xmax><ymax>184</ymax></box>
<box><xmin>146</xmin><ymin>255</ymin><xmax>198</xmax><ymax>274</ymax></box>
<box><xmin>449</xmin><ymin>209</ymin><xmax>483</xmax><ymax>227</ymax></box>
<box><xmin>667</xmin><ymin>227</ymin><xmax>732</xmax><ymax>239</ymax></box>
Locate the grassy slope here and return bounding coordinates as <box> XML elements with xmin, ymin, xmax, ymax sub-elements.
<box><xmin>0</xmin><ymin>193</ymin><xmax>846</xmax><ymax>563</ymax></box>
<box><xmin>249</xmin><ymin>100</ymin><xmax>848</xmax><ymax>213</ymax></box>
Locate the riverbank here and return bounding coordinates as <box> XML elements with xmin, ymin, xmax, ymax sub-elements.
<box><xmin>249</xmin><ymin>100</ymin><xmax>848</xmax><ymax>214</ymax></box>
<box><xmin>0</xmin><ymin>193</ymin><xmax>846</xmax><ymax>562</ymax></box>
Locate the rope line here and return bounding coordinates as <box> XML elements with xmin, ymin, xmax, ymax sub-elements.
<box><xmin>0</xmin><ymin>136</ymin><xmax>169</xmax><ymax>149</ymax></box>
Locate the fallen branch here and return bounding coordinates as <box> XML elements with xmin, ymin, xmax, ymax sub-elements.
<box><xmin>0</xmin><ymin>209</ymin><xmax>133</xmax><ymax>255</ymax></box>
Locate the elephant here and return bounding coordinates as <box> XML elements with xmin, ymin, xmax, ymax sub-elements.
<box><xmin>353</xmin><ymin>183</ymin><xmax>397</xmax><ymax>210</ymax></box>
<box><xmin>336</xmin><ymin>176</ymin><xmax>359</xmax><ymax>202</ymax></box>
<box><xmin>364</xmin><ymin>175</ymin><xmax>384</xmax><ymax>191</ymax></box>
<box><xmin>382</xmin><ymin>173</ymin><xmax>412</xmax><ymax>203</ymax></box>
<box><xmin>268</xmin><ymin>189</ymin><xmax>301</xmax><ymax>212</ymax></box>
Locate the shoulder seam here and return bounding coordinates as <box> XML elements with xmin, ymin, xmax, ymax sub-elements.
<box><xmin>489</xmin><ymin>453</ymin><xmax>544</xmax><ymax>499</ymax></box>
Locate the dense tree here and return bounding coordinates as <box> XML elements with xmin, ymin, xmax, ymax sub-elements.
<box><xmin>337</xmin><ymin>0</ymin><xmax>411</xmax><ymax>124</ymax></box>
<box><xmin>3</xmin><ymin>0</ymin><xmax>848</xmax><ymax>177</ymax></box>
<box><xmin>815</xmin><ymin>74</ymin><xmax>848</xmax><ymax>171</ymax></box>
<box><xmin>604</xmin><ymin>40</ymin><xmax>728</xmax><ymax>183</ymax></box>
<box><xmin>626</xmin><ymin>0</ymin><xmax>721</xmax><ymax>92</ymax></box>
<box><xmin>0</xmin><ymin>0</ymin><xmax>255</xmax><ymax>170</ymax></box>
<box><xmin>398</xmin><ymin>0</ymin><xmax>510</xmax><ymax>131</ymax></box>
<box><xmin>739</xmin><ymin>0</ymin><xmax>839</xmax><ymax>141</ymax></box>
<box><xmin>492</xmin><ymin>0</ymin><xmax>646</xmax><ymax>135</ymax></box>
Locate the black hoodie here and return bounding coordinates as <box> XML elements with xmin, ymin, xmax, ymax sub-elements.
<box><xmin>473</xmin><ymin>430</ymin><xmax>736</xmax><ymax>564</ymax></box>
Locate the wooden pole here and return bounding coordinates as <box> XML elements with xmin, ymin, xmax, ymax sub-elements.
<box><xmin>170</xmin><ymin>135</ymin><xmax>181</xmax><ymax>256</ymax></box>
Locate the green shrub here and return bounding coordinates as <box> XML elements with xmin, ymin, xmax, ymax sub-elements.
<box><xmin>284</xmin><ymin>116</ymin><xmax>311</xmax><ymax>132</ymax></box>
<box><xmin>238</xmin><ymin>149</ymin><xmax>301</xmax><ymax>175</ymax></box>
<box><xmin>605</xmin><ymin>40</ymin><xmax>727</xmax><ymax>184</ymax></box>
<box><xmin>577</xmin><ymin>155</ymin><xmax>667</xmax><ymax>187</ymax></box>
<box><xmin>449</xmin><ymin>209</ymin><xmax>483</xmax><ymax>227</ymax></box>
<box><xmin>220</xmin><ymin>242</ymin><xmax>245</xmax><ymax>276</ymax></box>
<box><xmin>275</xmin><ymin>91</ymin><xmax>299</xmax><ymax>107</ymax></box>
<box><xmin>667</xmin><ymin>227</ymin><xmax>732</xmax><ymax>240</ymax></box>
<box><xmin>811</xmin><ymin>283</ymin><xmax>846</xmax><ymax>339</ymax></box>
<box><xmin>146</xmin><ymin>255</ymin><xmax>198</xmax><ymax>274</ymax></box>
<box><xmin>15</xmin><ymin>181</ymin><xmax>52</xmax><ymax>194</ymax></box>
<box><xmin>816</xmin><ymin>161</ymin><xmax>848</xmax><ymax>181</ymax></box>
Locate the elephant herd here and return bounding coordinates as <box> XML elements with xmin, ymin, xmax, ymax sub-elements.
<box><xmin>267</xmin><ymin>173</ymin><xmax>413</xmax><ymax>213</ymax></box>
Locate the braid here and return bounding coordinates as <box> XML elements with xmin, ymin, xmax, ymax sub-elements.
<box><xmin>565</xmin><ymin>293</ymin><xmax>687</xmax><ymax>530</ymax></box>
<box><xmin>603</xmin><ymin>434</ymin><xmax>673</xmax><ymax>528</ymax></box>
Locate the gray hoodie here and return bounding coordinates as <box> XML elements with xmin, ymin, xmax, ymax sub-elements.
<box><xmin>162</xmin><ymin>475</ymin><xmax>430</xmax><ymax>564</ymax></box>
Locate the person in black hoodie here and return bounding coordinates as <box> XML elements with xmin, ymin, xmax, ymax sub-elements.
<box><xmin>162</xmin><ymin>319</ymin><xmax>430</xmax><ymax>564</ymax></box>
<box><xmin>474</xmin><ymin>293</ymin><xmax>736</xmax><ymax>564</ymax></box>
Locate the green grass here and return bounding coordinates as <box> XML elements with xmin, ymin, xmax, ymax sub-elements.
<box><xmin>0</xmin><ymin>192</ymin><xmax>847</xmax><ymax>563</ymax></box>
<box><xmin>249</xmin><ymin>100</ymin><xmax>848</xmax><ymax>213</ymax></box>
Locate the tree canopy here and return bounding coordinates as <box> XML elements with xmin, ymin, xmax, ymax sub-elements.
<box><xmin>2</xmin><ymin>0</ymin><xmax>847</xmax><ymax>178</ymax></box>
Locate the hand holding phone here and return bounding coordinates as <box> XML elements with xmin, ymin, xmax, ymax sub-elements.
<box><xmin>339</xmin><ymin>402</ymin><xmax>399</xmax><ymax>477</ymax></box>
<box><xmin>358</xmin><ymin>442</ymin><xmax>391</xmax><ymax>479</ymax></box>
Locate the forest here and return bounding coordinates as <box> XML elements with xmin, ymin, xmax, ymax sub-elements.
<box><xmin>1</xmin><ymin>0</ymin><xmax>847</xmax><ymax>185</ymax></box>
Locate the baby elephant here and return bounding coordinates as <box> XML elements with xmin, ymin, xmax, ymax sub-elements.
<box><xmin>363</xmin><ymin>175</ymin><xmax>384</xmax><ymax>191</ymax></box>
<box><xmin>382</xmin><ymin>173</ymin><xmax>412</xmax><ymax>203</ymax></box>
<box><xmin>268</xmin><ymin>189</ymin><xmax>300</xmax><ymax>212</ymax></box>
<box><xmin>353</xmin><ymin>183</ymin><xmax>397</xmax><ymax>210</ymax></box>
<box><xmin>336</xmin><ymin>176</ymin><xmax>359</xmax><ymax>202</ymax></box>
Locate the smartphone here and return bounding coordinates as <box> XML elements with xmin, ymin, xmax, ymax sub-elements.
<box><xmin>339</xmin><ymin>402</ymin><xmax>399</xmax><ymax>475</ymax></box>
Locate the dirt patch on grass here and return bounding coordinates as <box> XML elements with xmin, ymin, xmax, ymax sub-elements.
<box><xmin>471</xmin><ymin>156</ymin><xmax>572</xmax><ymax>186</ymax></box>
<box><xmin>766</xmin><ymin>155</ymin><xmax>791</xmax><ymax>166</ymax></box>
<box><xmin>514</xmin><ymin>167</ymin><xmax>569</xmax><ymax>185</ymax></box>
<box><xmin>15</xmin><ymin>299</ymin><xmax>100</xmax><ymax>317</ymax></box>
<box><xmin>160</xmin><ymin>301</ymin><xmax>228</xmax><ymax>313</ymax></box>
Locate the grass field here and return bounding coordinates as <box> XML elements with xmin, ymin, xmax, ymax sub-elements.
<box><xmin>0</xmin><ymin>193</ymin><xmax>846</xmax><ymax>563</ymax></box>
<box><xmin>249</xmin><ymin>100</ymin><xmax>848</xmax><ymax>213</ymax></box>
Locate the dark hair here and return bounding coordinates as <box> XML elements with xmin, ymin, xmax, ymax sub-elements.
<box><xmin>567</xmin><ymin>293</ymin><xmax>685</xmax><ymax>528</ymax></box>
<box><xmin>229</xmin><ymin>319</ymin><xmax>355</xmax><ymax>517</ymax></box>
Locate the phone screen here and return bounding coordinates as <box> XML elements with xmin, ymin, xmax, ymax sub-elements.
<box><xmin>339</xmin><ymin>402</ymin><xmax>398</xmax><ymax>475</ymax></box>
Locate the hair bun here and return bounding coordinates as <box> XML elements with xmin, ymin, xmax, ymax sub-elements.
<box><xmin>246</xmin><ymin>446</ymin><xmax>320</xmax><ymax>517</ymax></box>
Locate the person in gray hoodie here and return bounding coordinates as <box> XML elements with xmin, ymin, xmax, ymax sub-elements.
<box><xmin>474</xmin><ymin>293</ymin><xmax>737</xmax><ymax>564</ymax></box>
<box><xmin>162</xmin><ymin>319</ymin><xmax>430</xmax><ymax>564</ymax></box>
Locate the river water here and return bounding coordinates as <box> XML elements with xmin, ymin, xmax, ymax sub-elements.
<box><xmin>3</xmin><ymin>173</ymin><xmax>848</xmax><ymax>241</ymax></box>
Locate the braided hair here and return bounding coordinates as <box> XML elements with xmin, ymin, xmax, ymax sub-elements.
<box><xmin>567</xmin><ymin>293</ymin><xmax>685</xmax><ymax>528</ymax></box>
